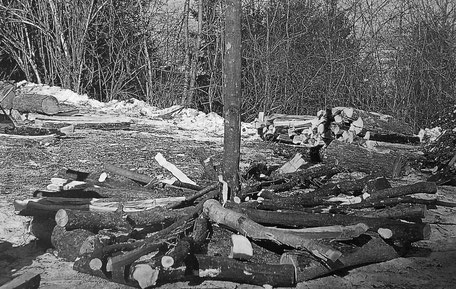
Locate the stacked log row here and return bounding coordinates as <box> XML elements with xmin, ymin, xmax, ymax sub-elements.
<box><xmin>255</xmin><ymin>107</ymin><xmax>420</xmax><ymax>148</ymax></box>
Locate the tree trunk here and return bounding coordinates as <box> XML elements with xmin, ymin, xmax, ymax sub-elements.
<box><xmin>223</xmin><ymin>0</ymin><xmax>242</xmax><ymax>199</ymax></box>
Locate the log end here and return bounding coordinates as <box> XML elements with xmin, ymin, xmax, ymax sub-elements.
<box><xmin>131</xmin><ymin>264</ymin><xmax>158</xmax><ymax>289</ymax></box>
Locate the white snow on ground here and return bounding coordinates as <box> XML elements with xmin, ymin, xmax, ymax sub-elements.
<box><xmin>18</xmin><ymin>82</ymin><xmax>260</xmax><ymax>141</ymax></box>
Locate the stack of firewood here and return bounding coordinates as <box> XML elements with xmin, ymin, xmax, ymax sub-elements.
<box><xmin>13</xmin><ymin>149</ymin><xmax>456</xmax><ymax>288</ymax></box>
<box><xmin>255</xmin><ymin>107</ymin><xmax>420</xmax><ymax>147</ymax></box>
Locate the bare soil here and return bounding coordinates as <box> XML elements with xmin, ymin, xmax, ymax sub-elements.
<box><xmin>1</xmin><ymin>118</ymin><xmax>456</xmax><ymax>289</ymax></box>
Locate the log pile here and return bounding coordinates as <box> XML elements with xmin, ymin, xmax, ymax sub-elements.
<box><xmin>255</xmin><ymin>107</ymin><xmax>420</xmax><ymax>147</ymax></box>
<box><xmin>14</xmin><ymin>147</ymin><xmax>456</xmax><ymax>288</ymax></box>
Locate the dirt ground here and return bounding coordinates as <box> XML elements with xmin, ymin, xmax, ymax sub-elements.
<box><xmin>1</xmin><ymin>117</ymin><xmax>456</xmax><ymax>289</ymax></box>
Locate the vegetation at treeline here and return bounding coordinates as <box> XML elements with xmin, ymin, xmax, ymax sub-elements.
<box><xmin>0</xmin><ymin>0</ymin><xmax>455</xmax><ymax>129</ymax></box>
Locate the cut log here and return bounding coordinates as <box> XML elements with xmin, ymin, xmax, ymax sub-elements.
<box><xmin>12</xmin><ymin>93</ymin><xmax>59</xmax><ymax>115</ymax></box>
<box><xmin>0</xmin><ymin>271</ymin><xmax>41</xmax><ymax>289</ymax></box>
<box><xmin>350</xmin><ymin>203</ymin><xmax>427</xmax><ymax>220</ymax></box>
<box><xmin>130</xmin><ymin>255</ymin><xmax>296</xmax><ymax>288</ymax></box>
<box><xmin>280</xmin><ymin>235</ymin><xmax>399</xmax><ymax>281</ymax></box>
<box><xmin>29</xmin><ymin>113</ymin><xmax>132</xmax><ymax>130</ymax></box>
<box><xmin>226</xmin><ymin>204</ymin><xmax>427</xmax><ymax>243</ymax></box>
<box><xmin>203</xmin><ymin>199</ymin><xmax>342</xmax><ymax>262</ymax></box>
<box><xmin>55</xmin><ymin>209</ymin><xmax>131</xmax><ymax>233</ymax></box>
<box><xmin>366</xmin><ymin>181</ymin><xmax>437</xmax><ymax>200</ymax></box>
<box><xmin>322</xmin><ymin>140</ymin><xmax>410</xmax><ymax>177</ymax></box>
<box><xmin>161</xmin><ymin>237</ymin><xmax>193</xmax><ymax>268</ymax></box>
<box><xmin>51</xmin><ymin>226</ymin><xmax>95</xmax><ymax>261</ymax></box>
<box><xmin>126</xmin><ymin>206</ymin><xmax>193</xmax><ymax>228</ymax></box>
<box><xmin>15</xmin><ymin>196</ymin><xmax>186</xmax><ymax>216</ymax></box>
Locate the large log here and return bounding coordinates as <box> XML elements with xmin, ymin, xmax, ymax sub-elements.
<box><xmin>55</xmin><ymin>209</ymin><xmax>131</xmax><ymax>233</ymax></box>
<box><xmin>11</xmin><ymin>93</ymin><xmax>60</xmax><ymax>115</ymax></box>
<box><xmin>227</xmin><ymin>204</ymin><xmax>430</xmax><ymax>243</ymax></box>
<box><xmin>203</xmin><ymin>199</ymin><xmax>342</xmax><ymax>262</ymax></box>
<box><xmin>322</xmin><ymin>140</ymin><xmax>409</xmax><ymax>177</ymax></box>
<box><xmin>280</xmin><ymin>235</ymin><xmax>399</xmax><ymax>281</ymax></box>
<box><xmin>130</xmin><ymin>255</ymin><xmax>296</xmax><ymax>288</ymax></box>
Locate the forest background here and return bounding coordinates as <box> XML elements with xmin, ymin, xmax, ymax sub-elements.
<box><xmin>0</xmin><ymin>0</ymin><xmax>455</xmax><ymax>130</ymax></box>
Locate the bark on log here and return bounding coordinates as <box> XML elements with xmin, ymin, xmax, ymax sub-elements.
<box><xmin>367</xmin><ymin>181</ymin><xmax>437</xmax><ymax>200</ymax></box>
<box><xmin>126</xmin><ymin>206</ymin><xmax>193</xmax><ymax>228</ymax></box>
<box><xmin>0</xmin><ymin>271</ymin><xmax>41</xmax><ymax>289</ymax></box>
<box><xmin>55</xmin><ymin>209</ymin><xmax>131</xmax><ymax>233</ymax></box>
<box><xmin>227</xmin><ymin>204</ymin><xmax>429</xmax><ymax>243</ymax></box>
<box><xmin>130</xmin><ymin>255</ymin><xmax>296</xmax><ymax>288</ymax></box>
<box><xmin>11</xmin><ymin>93</ymin><xmax>60</xmax><ymax>115</ymax></box>
<box><xmin>349</xmin><ymin>203</ymin><xmax>427</xmax><ymax>220</ymax></box>
<box><xmin>203</xmin><ymin>199</ymin><xmax>342</xmax><ymax>262</ymax></box>
<box><xmin>322</xmin><ymin>140</ymin><xmax>408</xmax><ymax>177</ymax></box>
<box><xmin>280</xmin><ymin>235</ymin><xmax>398</xmax><ymax>281</ymax></box>
<box><xmin>15</xmin><ymin>196</ymin><xmax>186</xmax><ymax>216</ymax></box>
<box><xmin>51</xmin><ymin>226</ymin><xmax>95</xmax><ymax>261</ymax></box>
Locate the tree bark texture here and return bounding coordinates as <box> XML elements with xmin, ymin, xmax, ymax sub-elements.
<box><xmin>223</xmin><ymin>0</ymin><xmax>242</xmax><ymax>198</ymax></box>
<box><xmin>55</xmin><ymin>209</ymin><xmax>131</xmax><ymax>233</ymax></box>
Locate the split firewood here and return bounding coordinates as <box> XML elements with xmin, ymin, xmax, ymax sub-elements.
<box><xmin>0</xmin><ymin>271</ymin><xmax>41</xmax><ymax>289</ymax></box>
<box><xmin>203</xmin><ymin>199</ymin><xmax>342</xmax><ymax>262</ymax></box>
<box><xmin>276</xmin><ymin>153</ymin><xmax>307</xmax><ymax>174</ymax></box>
<box><xmin>230</xmin><ymin>234</ymin><xmax>253</xmax><ymax>260</ymax></box>
<box><xmin>51</xmin><ymin>226</ymin><xmax>96</xmax><ymax>261</ymax></box>
<box><xmin>55</xmin><ymin>209</ymin><xmax>132</xmax><ymax>233</ymax></box>
<box><xmin>155</xmin><ymin>153</ymin><xmax>197</xmax><ymax>185</ymax></box>
<box><xmin>280</xmin><ymin>235</ymin><xmax>398</xmax><ymax>282</ymax></box>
